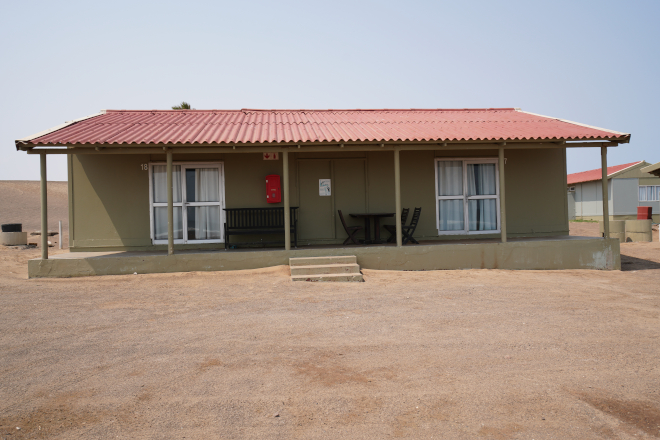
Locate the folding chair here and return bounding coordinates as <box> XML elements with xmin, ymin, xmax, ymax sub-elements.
<box><xmin>402</xmin><ymin>207</ymin><xmax>421</xmax><ymax>245</ymax></box>
<box><xmin>384</xmin><ymin>208</ymin><xmax>410</xmax><ymax>243</ymax></box>
<box><xmin>338</xmin><ymin>210</ymin><xmax>363</xmax><ymax>245</ymax></box>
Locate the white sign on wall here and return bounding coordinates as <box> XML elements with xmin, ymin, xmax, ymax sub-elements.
<box><xmin>319</xmin><ymin>179</ymin><xmax>331</xmax><ymax>196</ymax></box>
<box><xmin>263</xmin><ymin>152</ymin><xmax>279</xmax><ymax>160</ymax></box>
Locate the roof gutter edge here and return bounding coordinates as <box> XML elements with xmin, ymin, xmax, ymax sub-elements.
<box><xmin>15</xmin><ymin>110</ymin><xmax>107</xmax><ymax>150</ymax></box>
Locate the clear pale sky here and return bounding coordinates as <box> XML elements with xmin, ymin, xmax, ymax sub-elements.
<box><xmin>1</xmin><ymin>0</ymin><xmax>658</xmax><ymax>181</ymax></box>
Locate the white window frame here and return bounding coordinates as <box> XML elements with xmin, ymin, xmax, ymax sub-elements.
<box><xmin>638</xmin><ymin>185</ymin><xmax>660</xmax><ymax>202</ymax></box>
<box><xmin>148</xmin><ymin>162</ymin><xmax>226</xmax><ymax>245</ymax></box>
<box><xmin>434</xmin><ymin>158</ymin><xmax>501</xmax><ymax>235</ymax></box>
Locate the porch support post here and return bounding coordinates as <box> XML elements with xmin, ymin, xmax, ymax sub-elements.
<box><xmin>394</xmin><ymin>148</ymin><xmax>402</xmax><ymax>247</ymax></box>
<box><xmin>601</xmin><ymin>146</ymin><xmax>610</xmax><ymax>239</ymax></box>
<box><xmin>283</xmin><ymin>151</ymin><xmax>291</xmax><ymax>251</ymax></box>
<box><xmin>167</xmin><ymin>150</ymin><xmax>174</xmax><ymax>255</ymax></box>
<box><xmin>40</xmin><ymin>153</ymin><xmax>48</xmax><ymax>259</ymax></box>
<box><xmin>499</xmin><ymin>148</ymin><xmax>507</xmax><ymax>243</ymax></box>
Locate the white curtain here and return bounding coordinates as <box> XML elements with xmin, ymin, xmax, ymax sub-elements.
<box><xmin>437</xmin><ymin>161</ymin><xmax>463</xmax><ymax>231</ymax></box>
<box><xmin>154</xmin><ymin>207</ymin><xmax>182</xmax><ymax>239</ymax></box>
<box><xmin>438</xmin><ymin>200</ymin><xmax>464</xmax><ymax>230</ymax></box>
<box><xmin>153</xmin><ymin>165</ymin><xmax>181</xmax><ymax>203</ymax></box>
<box><xmin>466</xmin><ymin>164</ymin><xmax>497</xmax><ymax>231</ymax></box>
<box><xmin>193</xmin><ymin>169</ymin><xmax>221</xmax><ymax>239</ymax></box>
<box><xmin>153</xmin><ymin>165</ymin><xmax>182</xmax><ymax>240</ymax></box>
<box><xmin>437</xmin><ymin>161</ymin><xmax>463</xmax><ymax>196</ymax></box>
<box><xmin>468</xmin><ymin>199</ymin><xmax>497</xmax><ymax>231</ymax></box>
<box><xmin>467</xmin><ymin>164</ymin><xmax>496</xmax><ymax>196</ymax></box>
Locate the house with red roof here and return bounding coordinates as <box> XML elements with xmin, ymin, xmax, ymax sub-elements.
<box><xmin>567</xmin><ymin>161</ymin><xmax>659</xmax><ymax>222</ymax></box>
<box><xmin>15</xmin><ymin>108</ymin><xmax>629</xmax><ymax>277</ymax></box>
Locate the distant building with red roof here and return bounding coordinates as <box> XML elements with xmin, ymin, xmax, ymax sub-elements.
<box><xmin>567</xmin><ymin>161</ymin><xmax>659</xmax><ymax>221</ymax></box>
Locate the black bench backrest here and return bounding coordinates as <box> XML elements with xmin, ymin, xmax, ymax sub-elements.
<box><xmin>224</xmin><ymin>207</ymin><xmax>298</xmax><ymax>229</ymax></box>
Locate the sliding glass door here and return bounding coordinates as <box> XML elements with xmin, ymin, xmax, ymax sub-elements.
<box><xmin>183</xmin><ymin>165</ymin><xmax>222</xmax><ymax>241</ymax></box>
<box><xmin>150</xmin><ymin>163</ymin><xmax>225</xmax><ymax>244</ymax></box>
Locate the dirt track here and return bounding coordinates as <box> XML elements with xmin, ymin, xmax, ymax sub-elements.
<box><xmin>1</xmin><ymin>185</ymin><xmax>660</xmax><ymax>439</ymax></box>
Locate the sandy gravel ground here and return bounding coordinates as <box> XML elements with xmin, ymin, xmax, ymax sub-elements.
<box><xmin>1</xmin><ymin>186</ymin><xmax>659</xmax><ymax>439</ymax></box>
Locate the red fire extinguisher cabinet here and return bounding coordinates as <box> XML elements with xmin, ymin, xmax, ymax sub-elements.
<box><xmin>266</xmin><ymin>175</ymin><xmax>281</xmax><ymax>203</ymax></box>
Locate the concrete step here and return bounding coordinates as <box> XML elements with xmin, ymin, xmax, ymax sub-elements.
<box><xmin>290</xmin><ymin>263</ymin><xmax>360</xmax><ymax>276</ymax></box>
<box><xmin>289</xmin><ymin>255</ymin><xmax>356</xmax><ymax>266</ymax></box>
<box><xmin>291</xmin><ymin>273</ymin><xmax>364</xmax><ymax>282</ymax></box>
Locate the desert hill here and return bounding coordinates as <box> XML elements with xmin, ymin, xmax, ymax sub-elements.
<box><xmin>0</xmin><ymin>181</ymin><xmax>68</xmax><ymax>246</ymax></box>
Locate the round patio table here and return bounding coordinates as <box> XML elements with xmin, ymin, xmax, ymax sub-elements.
<box><xmin>349</xmin><ymin>212</ymin><xmax>395</xmax><ymax>244</ymax></box>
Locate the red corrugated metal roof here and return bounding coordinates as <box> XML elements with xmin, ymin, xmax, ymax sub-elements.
<box><xmin>19</xmin><ymin>108</ymin><xmax>629</xmax><ymax>147</ymax></box>
<box><xmin>567</xmin><ymin>161</ymin><xmax>642</xmax><ymax>185</ymax></box>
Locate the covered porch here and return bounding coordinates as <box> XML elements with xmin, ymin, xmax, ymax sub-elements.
<box><xmin>28</xmin><ymin>235</ymin><xmax>620</xmax><ymax>278</ymax></box>
<box><xmin>15</xmin><ymin>108</ymin><xmax>630</xmax><ymax>277</ymax></box>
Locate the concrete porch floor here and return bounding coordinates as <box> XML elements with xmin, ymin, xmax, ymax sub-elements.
<box><xmin>28</xmin><ymin>235</ymin><xmax>621</xmax><ymax>278</ymax></box>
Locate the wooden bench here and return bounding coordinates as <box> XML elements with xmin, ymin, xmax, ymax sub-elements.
<box><xmin>223</xmin><ymin>207</ymin><xmax>298</xmax><ymax>250</ymax></box>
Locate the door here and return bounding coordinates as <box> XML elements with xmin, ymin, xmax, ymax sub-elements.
<box><xmin>182</xmin><ymin>165</ymin><xmax>224</xmax><ymax>242</ymax></box>
<box><xmin>298</xmin><ymin>160</ymin><xmax>334</xmax><ymax>239</ymax></box>
<box><xmin>297</xmin><ymin>158</ymin><xmax>367</xmax><ymax>241</ymax></box>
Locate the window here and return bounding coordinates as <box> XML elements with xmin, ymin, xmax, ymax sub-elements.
<box><xmin>639</xmin><ymin>185</ymin><xmax>660</xmax><ymax>202</ymax></box>
<box><xmin>435</xmin><ymin>158</ymin><xmax>500</xmax><ymax>234</ymax></box>
<box><xmin>149</xmin><ymin>163</ymin><xmax>225</xmax><ymax>244</ymax></box>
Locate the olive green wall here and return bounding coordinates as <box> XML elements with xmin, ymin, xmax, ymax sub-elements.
<box><xmin>68</xmin><ymin>147</ymin><xmax>569</xmax><ymax>251</ymax></box>
<box><xmin>70</xmin><ymin>154</ymin><xmax>152</xmax><ymax>249</ymax></box>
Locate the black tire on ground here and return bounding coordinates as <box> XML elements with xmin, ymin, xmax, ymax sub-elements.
<box><xmin>1</xmin><ymin>223</ymin><xmax>22</xmax><ymax>232</ymax></box>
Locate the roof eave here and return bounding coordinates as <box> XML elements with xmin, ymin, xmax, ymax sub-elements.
<box><xmin>21</xmin><ymin>136</ymin><xmax>628</xmax><ymax>149</ymax></box>
<box><xmin>641</xmin><ymin>162</ymin><xmax>660</xmax><ymax>178</ymax></box>
<box><xmin>15</xmin><ymin>111</ymin><xmax>106</xmax><ymax>151</ymax></box>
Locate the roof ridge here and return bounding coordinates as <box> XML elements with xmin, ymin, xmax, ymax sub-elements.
<box><xmin>103</xmin><ymin>108</ymin><xmax>518</xmax><ymax>113</ymax></box>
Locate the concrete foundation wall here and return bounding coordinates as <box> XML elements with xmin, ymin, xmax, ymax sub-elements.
<box><xmin>28</xmin><ymin>237</ymin><xmax>621</xmax><ymax>278</ymax></box>
<box><xmin>68</xmin><ymin>148</ymin><xmax>570</xmax><ymax>251</ymax></box>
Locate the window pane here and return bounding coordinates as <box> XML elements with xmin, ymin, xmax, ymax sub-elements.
<box><xmin>639</xmin><ymin>186</ymin><xmax>646</xmax><ymax>201</ymax></box>
<box><xmin>648</xmin><ymin>186</ymin><xmax>654</xmax><ymax>202</ymax></box>
<box><xmin>153</xmin><ymin>165</ymin><xmax>182</xmax><ymax>203</ymax></box>
<box><xmin>154</xmin><ymin>207</ymin><xmax>182</xmax><ymax>240</ymax></box>
<box><xmin>468</xmin><ymin>199</ymin><xmax>498</xmax><ymax>231</ymax></box>
<box><xmin>656</xmin><ymin>186</ymin><xmax>660</xmax><ymax>201</ymax></box>
<box><xmin>437</xmin><ymin>161</ymin><xmax>463</xmax><ymax>196</ymax></box>
<box><xmin>438</xmin><ymin>199</ymin><xmax>464</xmax><ymax>231</ymax></box>
<box><xmin>467</xmin><ymin>163</ymin><xmax>497</xmax><ymax>196</ymax></box>
<box><xmin>187</xmin><ymin>206</ymin><xmax>221</xmax><ymax>240</ymax></box>
<box><xmin>186</xmin><ymin>168</ymin><xmax>220</xmax><ymax>202</ymax></box>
